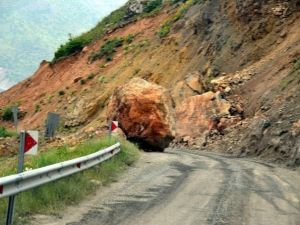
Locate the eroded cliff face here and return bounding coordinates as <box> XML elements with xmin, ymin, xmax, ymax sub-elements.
<box><xmin>0</xmin><ymin>0</ymin><xmax>299</xmax><ymax>163</ymax></box>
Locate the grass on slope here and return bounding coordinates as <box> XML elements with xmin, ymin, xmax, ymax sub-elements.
<box><xmin>158</xmin><ymin>0</ymin><xmax>206</xmax><ymax>38</ymax></box>
<box><xmin>0</xmin><ymin>126</ymin><xmax>17</xmax><ymax>138</ymax></box>
<box><xmin>0</xmin><ymin>137</ymin><xmax>139</xmax><ymax>224</ymax></box>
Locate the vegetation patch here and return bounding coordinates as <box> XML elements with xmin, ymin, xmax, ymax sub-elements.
<box><xmin>1</xmin><ymin>107</ymin><xmax>13</xmax><ymax>121</ymax></box>
<box><xmin>293</xmin><ymin>57</ymin><xmax>300</xmax><ymax>72</ymax></box>
<box><xmin>89</xmin><ymin>34</ymin><xmax>137</xmax><ymax>63</ymax></box>
<box><xmin>158</xmin><ymin>23</ymin><xmax>171</xmax><ymax>38</ymax></box>
<box><xmin>87</xmin><ymin>73</ymin><xmax>96</xmax><ymax>80</ymax></box>
<box><xmin>158</xmin><ymin>0</ymin><xmax>205</xmax><ymax>38</ymax></box>
<box><xmin>98</xmin><ymin>76</ymin><xmax>107</xmax><ymax>84</ymax></box>
<box><xmin>0</xmin><ymin>126</ymin><xmax>17</xmax><ymax>138</ymax></box>
<box><xmin>170</xmin><ymin>0</ymin><xmax>189</xmax><ymax>4</ymax></box>
<box><xmin>125</xmin><ymin>34</ymin><xmax>135</xmax><ymax>44</ymax></box>
<box><xmin>58</xmin><ymin>90</ymin><xmax>65</xmax><ymax>96</ymax></box>
<box><xmin>34</xmin><ymin>104</ymin><xmax>41</xmax><ymax>113</ymax></box>
<box><xmin>89</xmin><ymin>37</ymin><xmax>124</xmax><ymax>62</ymax></box>
<box><xmin>47</xmin><ymin>95</ymin><xmax>54</xmax><ymax>103</ymax></box>
<box><xmin>124</xmin><ymin>39</ymin><xmax>150</xmax><ymax>55</ymax></box>
<box><xmin>53</xmin><ymin>37</ymin><xmax>89</xmax><ymax>62</ymax></box>
<box><xmin>143</xmin><ymin>0</ymin><xmax>163</xmax><ymax>13</ymax></box>
<box><xmin>0</xmin><ymin>137</ymin><xmax>139</xmax><ymax>224</ymax></box>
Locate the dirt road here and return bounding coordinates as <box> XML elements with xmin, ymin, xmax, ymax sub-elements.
<box><xmin>33</xmin><ymin>149</ymin><xmax>300</xmax><ymax>225</ymax></box>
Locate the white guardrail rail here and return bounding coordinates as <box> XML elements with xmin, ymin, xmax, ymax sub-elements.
<box><xmin>0</xmin><ymin>143</ymin><xmax>121</xmax><ymax>199</ymax></box>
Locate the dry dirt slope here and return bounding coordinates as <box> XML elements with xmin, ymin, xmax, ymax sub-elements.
<box><xmin>0</xmin><ymin>0</ymin><xmax>299</xmax><ymax>163</ymax></box>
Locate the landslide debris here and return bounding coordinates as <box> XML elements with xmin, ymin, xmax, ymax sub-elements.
<box><xmin>107</xmin><ymin>78</ymin><xmax>175</xmax><ymax>150</ymax></box>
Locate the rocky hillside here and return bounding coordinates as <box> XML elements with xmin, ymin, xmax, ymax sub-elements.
<box><xmin>0</xmin><ymin>0</ymin><xmax>299</xmax><ymax>164</ymax></box>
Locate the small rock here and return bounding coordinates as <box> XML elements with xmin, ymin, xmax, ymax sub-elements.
<box><xmin>85</xmin><ymin>127</ymin><xmax>96</xmax><ymax>133</ymax></box>
<box><xmin>82</xmin><ymin>46</ymin><xmax>89</xmax><ymax>53</ymax></box>
<box><xmin>280</xmin><ymin>30</ymin><xmax>287</xmax><ymax>38</ymax></box>
<box><xmin>224</xmin><ymin>86</ymin><xmax>232</xmax><ymax>94</ymax></box>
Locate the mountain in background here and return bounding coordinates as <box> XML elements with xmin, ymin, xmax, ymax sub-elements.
<box><xmin>0</xmin><ymin>0</ymin><xmax>127</xmax><ymax>90</ymax></box>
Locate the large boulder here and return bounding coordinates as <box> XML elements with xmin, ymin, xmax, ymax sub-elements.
<box><xmin>107</xmin><ymin>78</ymin><xmax>175</xmax><ymax>150</ymax></box>
<box><xmin>176</xmin><ymin>91</ymin><xmax>241</xmax><ymax>142</ymax></box>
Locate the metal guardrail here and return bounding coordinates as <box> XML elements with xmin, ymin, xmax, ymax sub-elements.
<box><xmin>0</xmin><ymin>142</ymin><xmax>121</xmax><ymax>199</ymax></box>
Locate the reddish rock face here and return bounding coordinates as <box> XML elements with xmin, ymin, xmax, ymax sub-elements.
<box><xmin>107</xmin><ymin>78</ymin><xmax>175</xmax><ymax>150</ymax></box>
<box><xmin>175</xmin><ymin>91</ymin><xmax>239</xmax><ymax>140</ymax></box>
<box><xmin>171</xmin><ymin>72</ymin><xmax>204</xmax><ymax>106</ymax></box>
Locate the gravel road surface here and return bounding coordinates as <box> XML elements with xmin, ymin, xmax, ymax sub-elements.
<box><xmin>33</xmin><ymin>149</ymin><xmax>300</xmax><ymax>225</ymax></box>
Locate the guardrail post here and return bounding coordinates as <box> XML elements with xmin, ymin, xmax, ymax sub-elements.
<box><xmin>6</xmin><ymin>131</ymin><xmax>26</xmax><ymax>225</ymax></box>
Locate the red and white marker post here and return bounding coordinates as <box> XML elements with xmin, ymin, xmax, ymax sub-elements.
<box><xmin>24</xmin><ymin>131</ymin><xmax>39</xmax><ymax>155</ymax></box>
<box><xmin>109</xmin><ymin>121</ymin><xmax>119</xmax><ymax>140</ymax></box>
<box><xmin>6</xmin><ymin>130</ymin><xmax>38</xmax><ymax>225</ymax></box>
<box><xmin>111</xmin><ymin>121</ymin><xmax>118</xmax><ymax>132</ymax></box>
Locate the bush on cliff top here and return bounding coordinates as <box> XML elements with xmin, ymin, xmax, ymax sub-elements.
<box><xmin>53</xmin><ymin>37</ymin><xmax>89</xmax><ymax>62</ymax></box>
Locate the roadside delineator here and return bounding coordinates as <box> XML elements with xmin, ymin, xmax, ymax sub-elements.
<box><xmin>0</xmin><ymin>185</ymin><xmax>3</xmax><ymax>194</ymax></box>
<box><xmin>76</xmin><ymin>163</ymin><xmax>81</xmax><ymax>169</ymax></box>
<box><xmin>24</xmin><ymin>131</ymin><xmax>38</xmax><ymax>155</ymax></box>
<box><xmin>109</xmin><ymin>121</ymin><xmax>119</xmax><ymax>139</ymax></box>
<box><xmin>6</xmin><ymin>130</ymin><xmax>39</xmax><ymax>225</ymax></box>
<box><xmin>111</xmin><ymin>121</ymin><xmax>118</xmax><ymax>132</ymax></box>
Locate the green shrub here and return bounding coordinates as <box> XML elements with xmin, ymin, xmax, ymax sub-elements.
<box><xmin>35</xmin><ymin>104</ymin><xmax>41</xmax><ymax>113</ymax></box>
<box><xmin>53</xmin><ymin>37</ymin><xmax>89</xmax><ymax>62</ymax></box>
<box><xmin>158</xmin><ymin>23</ymin><xmax>171</xmax><ymax>38</ymax></box>
<box><xmin>293</xmin><ymin>58</ymin><xmax>300</xmax><ymax>71</ymax></box>
<box><xmin>0</xmin><ymin>126</ymin><xmax>17</xmax><ymax>138</ymax></box>
<box><xmin>98</xmin><ymin>76</ymin><xmax>107</xmax><ymax>83</ymax></box>
<box><xmin>58</xmin><ymin>90</ymin><xmax>65</xmax><ymax>96</ymax></box>
<box><xmin>99</xmin><ymin>64</ymin><xmax>106</xmax><ymax>69</ymax></box>
<box><xmin>87</xmin><ymin>73</ymin><xmax>96</xmax><ymax>80</ymax></box>
<box><xmin>47</xmin><ymin>95</ymin><xmax>54</xmax><ymax>103</ymax></box>
<box><xmin>89</xmin><ymin>37</ymin><xmax>124</xmax><ymax>62</ymax></box>
<box><xmin>1</xmin><ymin>107</ymin><xmax>13</xmax><ymax>121</ymax></box>
<box><xmin>0</xmin><ymin>126</ymin><xmax>7</xmax><ymax>137</ymax></box>
<box><xmin>125</xmin><ymin>34</ymin><xmax>135</xmax><ymax>44</ymax></box>
<box><xmin>171</xmin><ymin>0</ymin><xmax>188</xmax><ymax>4</ymax></box>
<box><xmin>144</xmin><ymin>0</ymin><xmax>163</xmax><ymax>13</ymax></box>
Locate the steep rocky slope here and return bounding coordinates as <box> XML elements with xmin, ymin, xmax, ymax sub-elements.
<box><xmin>0</xmin><ymin>0</ymin><xmax>299</xmax><ymax>164</ymax></box>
